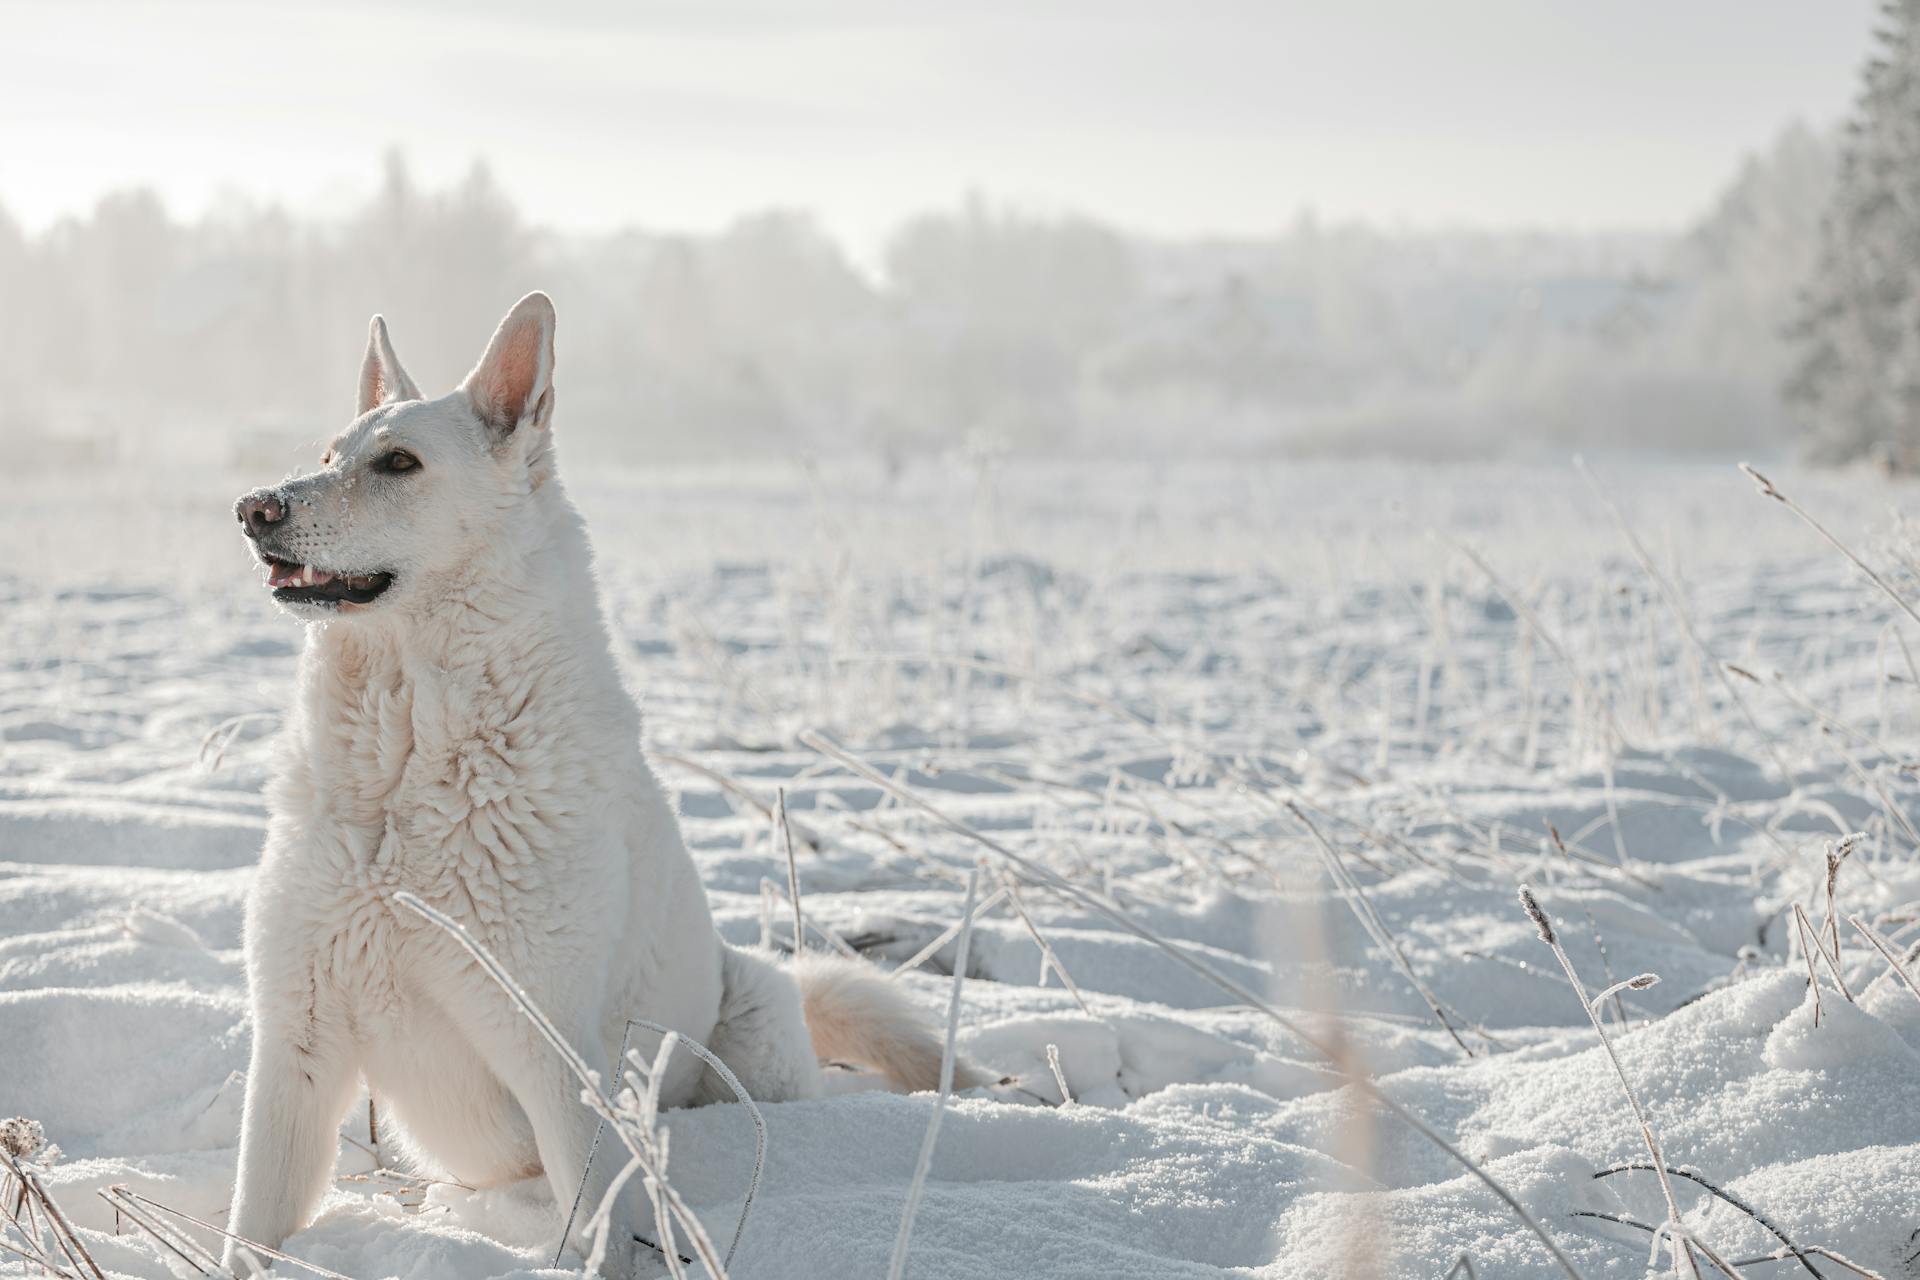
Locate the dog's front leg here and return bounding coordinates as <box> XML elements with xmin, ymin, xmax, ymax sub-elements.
<box><xmin>460</xmin><ymin>983</ymin><xmax>639</xmax><ymax>1276</ymax></box>
<box><xmin>524</xmin><ymin>1048</ymin><xmax>642</xmax><ymax>1276</ymax></box>
<box><xmin>223</xmin><ymin>1013</ymin><xmax>360</xmax><ymax>1275</ymax></box>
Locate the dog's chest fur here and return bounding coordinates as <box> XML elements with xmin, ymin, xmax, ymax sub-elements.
<box><xmin>257</xmin><ymin>609</ymin><xmax>636</xmax><ymax>1032</ymax></box>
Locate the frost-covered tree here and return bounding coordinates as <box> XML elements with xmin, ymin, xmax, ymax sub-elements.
<box><xmin>1788</xmin><ymin>0</ymin><xmax>1920</xmax><ymax>465</ymax></box>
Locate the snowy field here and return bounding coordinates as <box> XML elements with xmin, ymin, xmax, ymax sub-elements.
<box><xmin>7</xmin><ymin>453</ymin><xmax>1920</xmax><ymax>1279</ymax></box>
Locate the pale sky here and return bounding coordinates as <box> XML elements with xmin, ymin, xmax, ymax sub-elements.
<box><xmin>0</xmin><ymin>0</ymin><xmax>1878</xmax><ymax>251</ymax></box>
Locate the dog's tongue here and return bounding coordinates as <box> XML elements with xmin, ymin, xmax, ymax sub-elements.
<box><xmin>268</xmin><ymin>563</ymin><xmax>337</xmax><ymax>589</ymax></box>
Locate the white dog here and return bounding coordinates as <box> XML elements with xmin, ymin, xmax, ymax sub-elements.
<box><xmin>223</xmin><ymin>293</ymin><xmax>987</xmax><ymax>1275</ymax></box>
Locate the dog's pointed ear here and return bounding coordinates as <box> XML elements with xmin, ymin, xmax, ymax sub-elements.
<box><xmin>463</xmin><ymin>292</ymin><xmax>556</xmax><ymax>441</ymax></box>
<box><xmin>357</xmin><ymin>315</ymin><xmax>421</xmax><ymax>415</ymax></box>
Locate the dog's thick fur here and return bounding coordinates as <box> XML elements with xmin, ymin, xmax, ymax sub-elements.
<box><xmin>222</xmin><ymin>294</ymin><xmax>988</xmax><ymax>1275</ymax></box>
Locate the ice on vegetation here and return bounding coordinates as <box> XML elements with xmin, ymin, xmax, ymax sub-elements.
<box><xmin>5</xmin><ymin>457</ymin><xmax>1920</xmax><ymax>1277</ymax></box>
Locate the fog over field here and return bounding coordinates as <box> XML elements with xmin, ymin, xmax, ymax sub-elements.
<box><xmin>0</xmin><ymin>124</ymin><xmax>1838</xmax><ymax>469</ymax></box>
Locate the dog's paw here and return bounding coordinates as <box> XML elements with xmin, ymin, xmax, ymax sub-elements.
<box><xmin>222</xmin><ymin>1242</ymin><xmax>271</xmax><ymax>1277</ymax></box>
<box><xmin>577</xmin><ymin>1227</ymin><xmax>655</xmax><ymax>1279</ymax></box>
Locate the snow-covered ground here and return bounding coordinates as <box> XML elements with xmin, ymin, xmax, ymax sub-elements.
<box><xmin>6</xmin><ymin>454</ymin><xmax>1920</xmax><ymax>1278</ymax></box>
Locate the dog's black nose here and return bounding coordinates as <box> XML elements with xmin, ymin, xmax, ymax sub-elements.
<box><xmin>235</xmin><ymin>491</ymin><xmax>288</xmax><ymax>539</ymax></box>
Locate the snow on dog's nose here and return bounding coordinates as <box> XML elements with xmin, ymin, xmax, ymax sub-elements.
<box><xmin>235</xmin><ymin>490</ymin><xmax>288</xmax><ymax>540</ymax></box>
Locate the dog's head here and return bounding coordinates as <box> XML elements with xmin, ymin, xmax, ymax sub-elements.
<box><xmin>234</xmin><ymin>293</ymin><xmax>558</xmax><ymax>619</ymax></box>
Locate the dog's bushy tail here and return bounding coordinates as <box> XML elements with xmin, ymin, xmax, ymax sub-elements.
<box><xmin>791</xmin><ymin>952</ymin><xmax>997</xmax><ymax>1093</ymax></box>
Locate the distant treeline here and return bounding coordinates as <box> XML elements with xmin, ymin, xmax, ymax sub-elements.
<box><xmin>0</xmin><ymin>130</ymin><xmax>1832</xmax><ymax>468</ymax></box>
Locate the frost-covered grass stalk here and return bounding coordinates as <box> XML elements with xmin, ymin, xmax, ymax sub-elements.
<box><xmin>804</xmin><ymin>730</ymin><xmax>1590</xmax><ymax>1280</ymax></box>
<box><xmin>1289</xmin><ymin>801</ymin><xmax>1473</xmax><ymax>1056</ymax></box>
<box><xmin>1577</xmin><ymin>456</ymin><xmax>1790</xmax><ymax>780</ymax></box>
<box><xmin>1516</xmin><ymin>886</ymin><xmax>1711</xmax><ymax>1280</ymax></box>
<box><xmin>1000</xmin><ymin>875</ymin><xmax>1095</xmax><ymax>1016</ymax></box>
<box><xmin>1848</xmin><ymin>914</ymin><xmax>1920</xmax><ymax>1012</ymax></box>
<box><xmin>1</xmin><ymin>1120</ymin><xmax>105</xmax><ymax>1280</ymax></box>
<box><xmin>1793</xmin><ymin>902</ymin><xmax>1853</xmax><ymax>1006</ymax></box>
<box><xmin>1740</xmin><ymin>463</ymin><xmax>1920</xmax><ymax>630</ymax></box>
<box><xmin>778</xmin><ymin>787</ymin><xmax>805</xmax><ymax>954</ymax></box>
<box><xmin>888</xmin><ymin>863</ymin><xmax>982</xmax><ymax>1280</ymax></box>
<box><xmin>99</xmin><ymin>1183</ymin><xmax>232</xmax><ymax>1278</ymax></box>
<box><xmin>889</xmin><ymin>884</ymin><xmax>1011</xmax><ymax>981</ymax></box>
<box><xmin>101</xmin><ymin>1184</ymin><xmax>357</xmax><ymax>1280</ymax></box>
<box><xmin>1792</xmin><ymin>906</ymin><xmax>1830</xmax><ymax>1027</ymax></box>
<box><xmin>1820</xmin><ymin>835</ymin><xmax>1861</xmax><ymax>967</ymax></box>
<box><xmin>1452</xmin><ymin>537</ymin><xmax>1625</xmax><ymax>762</ymax></box>
<box><xmin>1045</xmin><ymin>1044</ymin><xmax>1074</xmax><ymax>1106</ymax></box>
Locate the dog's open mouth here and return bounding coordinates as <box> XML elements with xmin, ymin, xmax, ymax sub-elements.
<box><xmin>262</xmin><ymin>557</ymin><xmax>395</xmax><ymax>606</ymax></box>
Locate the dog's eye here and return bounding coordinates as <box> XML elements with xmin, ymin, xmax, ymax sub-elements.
<box><xmin>378</xmin><ymin>450</ymin><xmax>420</xmax><ymax>474</ymax></box>
<box><xmin>320</xmin><ymin>451</ymin><xmax>333</xmax><ymax>466</ymax></box>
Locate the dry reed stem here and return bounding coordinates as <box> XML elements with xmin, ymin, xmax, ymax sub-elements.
<box><xmin>802</xmin><ymin>729</ymin><xmax>1590</xmax><ymax>1280</ymax></box>
<box><xmin>887</xmin><ymin>864</ymin><xmax>981</xmax><ymax>1280</ymax></box>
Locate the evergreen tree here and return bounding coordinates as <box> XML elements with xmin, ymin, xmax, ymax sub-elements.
<box><xmin>1789</xmin><ymin>1</ymin><xmax>1920</xmax><ymax>465</ymax></box>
